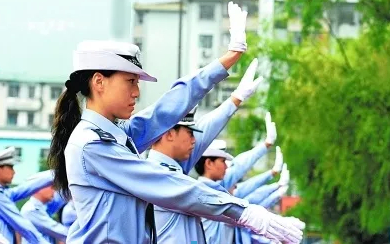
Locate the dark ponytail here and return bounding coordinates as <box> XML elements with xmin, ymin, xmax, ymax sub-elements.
<box><xmin>48</xmin><ymin>70</ymin><xmax>116</xmax><ymax>199</ymax></box>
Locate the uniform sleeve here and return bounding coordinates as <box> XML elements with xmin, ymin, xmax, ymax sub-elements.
<box><xmin>242</xmin><ymin>183</ymin><xmax>279</xmax><ymax>205</ymax></box>
<box><xmin>21</xmin><ymin>207</ymin><xmax>68</xmax><ymax>241</ymax></box>
<box><xmin>8</xmin><ymin>171</ymin><xmax>53</xmax><ymax>202</ymax></box>
<box><xmin>120</xmin><ymin>60</ymin><xmax>229</xmax><ymax>152</ymax></box>
<box><xmin>220</xmin><ymin>143</ymin><xmax>268</xmax><ymax>190</ymax></box>
<box><xmin>61</xmin><ymin>202</ymin><xmax>77</xmax><ymax>227</ymax></box>
<box><xmin>234</xmin><ymin>171</ymin><xmax>274</xmax><ymax>199</ymax></box>
<box><xmin>81</xmin><ymin>141</ymin><xmax>247</xmax><ymax>222</ymax></box>
<box><xmin>0</xmin><ymin>194</ymin><xmax>50</xmax><ymax>244</ymax></box>
<box><xmin>259</xmin><ymin>187</ymin><xmax>284</xmax><ymax>209</ymax></box>
<box><xmin>46</xmin><ymin>192</ymin><xmax>67</xmax><ymax>216</ymax></box>
<box><xmin>182</xmin><ymin>99</ymin><xmax>238</xmax><ymax>174</ymax></box>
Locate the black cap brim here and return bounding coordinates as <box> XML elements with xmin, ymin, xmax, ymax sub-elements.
<box><xmin>186</xmin><ymin>125</ymin><xmax>203</xmax><ymax>133</ymax></box>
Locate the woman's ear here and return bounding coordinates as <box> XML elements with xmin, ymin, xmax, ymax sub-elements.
<box><xmin>90</xmin><ymin>72</ymin><xmax>105</xmax><ymax>92</ymax></box>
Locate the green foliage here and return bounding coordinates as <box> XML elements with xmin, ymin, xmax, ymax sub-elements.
<box><xmin>39</xmin><ymin>158</ymin><xmax>49</xmax><ymax>171</ymax></box>
<box><xmin>227</xmin><ymin>1</ymin><xmax>390</xmax><ymax>242</ymax></box>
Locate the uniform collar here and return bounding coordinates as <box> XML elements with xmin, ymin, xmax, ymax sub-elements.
<box><xmin>81</xmin><ymin>109</ymin><xmax>128</xmax><ymax>146</ymax></box>
<box><xmin>147</xmin><ymin>149</ymin><xmax>183</xmax><ymax>173</ymax></box>
<box><xmin>197</xmin><ymin>176</ymin><xmax>215</xmax><ymax>183</ymax></box>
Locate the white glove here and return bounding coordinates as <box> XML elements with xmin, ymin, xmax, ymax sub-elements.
<box><xmin>272</xmin><ymin>146</ymin><xmax>284</xmax><ymax>173</ymax></box>
<box><xmin>277</xmin><ymin>185</ymin><xmax>289</xmax><ymax>196</ymax></box>
<box><xmin>265</xmin><ymin>112</ymin><xmax>277</xmax><ymax>145</ymax></box>
<box><xmin>231</xmin><ymin>58</ymin><xmax>263</xmax><ymax>101</ymax></box>
<box><xmin>228</xmin><ymin>1</ymin><xmax>248</xmax><ymax>52</ymax></box>
<box><xmin>0</xmin><ymin>233</ymin><xmax>10</xmax><ymax>244</ymax></box>
<box><xmin>278</xmin><ymin>164</ymin><xmax>290</xmax><ymax>186</ymax></box>
<box><xmin>238</xmin><ymin>204</ymin><xmax>305</xmax><ymax>244</ymax></box>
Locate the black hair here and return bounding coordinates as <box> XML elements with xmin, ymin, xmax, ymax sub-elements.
<box><xmin>194</xmin><ymin>156</ymin><xmax>219</xmax><ymax>176</ymax></box>
<box><xmin>47</xmin><ymin>70</ymin><xmax>116</xmax><ymax>199</ymax></box>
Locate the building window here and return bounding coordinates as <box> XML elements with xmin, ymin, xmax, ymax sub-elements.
<box><xmin>291</xmin><ymin>31</ymin><xmax>302</xmax><ymax>44</ymax></box>
<box><xmin>199</xmin><ymin>5</ymin><xmax>215</xmax><ymax>20</ymax></box>
<box><xmin>48</xmin><ymin>114</ymin><xmax>54</xmax><ymax>126</ymax></box>
<box><xmin>199</xmin><ymin>35</ymin><xmax>213</xmax><ymax>49</ymax></box>
<box><xmin>243</xmin><ymin>2</ymin><xmax>258</xmax><ymax>17</ymax></box>
<box><xmin>220</xmin><ymin>86</ymin><xmax>236</xmax><ymax>103</ymax></box>
<box><xmin>51</xmin><ymin>87</ymin><xmax>62</xmax><ymax>100</ymax></box>
<box><xmin>27</xmin><ymin>112</ymin><xmax>34</xmax><ymax>126</ymax></box>
<box><xmin>6</xmin><ymin>146</ymin><xmax>22</xmax><ymax>157</ymax></box>
<box><xmin>40</xmin><ymin>148</ymin><xmax>50</xmax><ymax>160</ymax></box>
<box><xmin>337</xmin><ymin>3</ymin><xmax>357</xmax><ymax>25</ymax></box>
<box><xmin>199</xmin><ymin>92</ymin><xmax>213</xmax><ymax>108</ymax></box>
<box><xmin>7</xmin><ymin>110</ymin><xmax>18</xmax><ymax>126</ymax></box>
<box><xmin>28</xmin><ymin>86</ymin><xmax>35</xmax><ymax>98</ymax></box>
<box><xmin>137</xmin><ymin>11</ymin><xmax>144</xmax><ymax>24</ymax></box>
<box><xmin>222</xmin><ymin>32</ymin><xmax>230</xmax><ymax>46</ymax></box>
<box><xmin>8</xmin><ymin>84</ymin><xmax>20</xmax><ymax>97</ymax></box>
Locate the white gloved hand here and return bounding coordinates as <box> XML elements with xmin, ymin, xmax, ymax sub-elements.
<box><xmin>228</xmin><ymin>1</ymin><xmax>248</xmax><ymax>52</ymax></box>
<box><xmin>278</xmin><ymin>164</ymin><xmax>290</xmax><ymax>186</ymax></box>
<box><xmin>238</xmin><ymin>204</ymin><xmax>305</xmax><ymax>244</ymax></box>
<box><xmin>277</xmin><ymin>185</ymin><xmax>289</xmax><ymax>196</ymax></box>
<box><xmin>265</xmin><ymin>112</ymin><xmax>277</xmax><ymax>145</ymax></box>
<box><xmin>272</xmin><ymin>146</ymin><xmax>284</xmax><ymax>173</ymax></box>
<box><xmin>0</xmin><ymin>233</ymin><xmax>10</xmax><ymax>244</ymax></box>
<box><xmin>231</xmin><ymin>58</ymin><xmax>263</xmax><ymax>101</ymax></box>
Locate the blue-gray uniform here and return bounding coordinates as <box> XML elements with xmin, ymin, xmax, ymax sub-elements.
<box><xmin>236</xmin><ymin>185</ymin><xmax>286</xmax><ymax>244</ymax></box>
<box><xmin>200</xmin><ymin>143</ymin><xmax>270</xmax><ymax>244</ymax></box>
<box><xmin>234</xmin><ymin>170</ymin><xmax>275</xmax><ymax>199</ymax></box>
<box><xmin>65</xmin><ymin>60</ymin><xmax>249</xmax><ymax>244</ymax></box>
<box><xmin>46</xmin><ymin>192</ymin><xmax>66</xmax><ymax>216</ymax></box>
<box><xmin>0</xmin><ymin>175</ymin><xmax>53</xmax><ymax>244</ymax></box>
<box><xmin>220</xmin><ymin>143</ymin><xmax>269</xmax><ymax>191</ymax></box>
<box><xmin>150</xmin><ymin>99</ymin><xmax>238</xmax><ymax>244</ymax></box>
<box><xmin>61</xmin><ymin>201</ymin><xmax>76</xmax><ymax>228</ymax></box>
<box><xmin>20</xmin><ymin>197</ymin><xmax>68</xmax><ymax>244</ymax></box>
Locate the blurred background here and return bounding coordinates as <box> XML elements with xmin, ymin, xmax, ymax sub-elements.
<box><xmin>0</xmin><ymin>0</ymin><xmax>389</xmax><ymax>243</ymax></box>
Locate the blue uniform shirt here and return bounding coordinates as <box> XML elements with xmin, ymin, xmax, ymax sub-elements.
<box><xmin>65</xmin><ymin>60</ymin><xmax>248</xmax><ymax>244</ymax></box>
<box><xmin>21</xmin><ymin>197</ymin><xmax>68</xmax><ymax>244</ymax></box>
<box><xmin>200</xmin><ymin>143</ymin><xmax>270</xmax><ymax>244</ymax></box>
<box><xmin>219</xmin><ymin>143</ymin><xmax>269</xmax><ymax>190</ymax></box>
<box><xmin>46</xmin><ymin>192</ymin><xmax>67</xmax><ymax>216</ymax></box>
<box><xmin>0</xmin><ymin>175</ymin><xmax>53</xmax><ymax>244</ymax></box>
<box><xmin>61</xmin><ymin>201</ymin><xmax>76</xmax><ymax>228</ymax></box>
<box><xmin>151</xmin><ymin>98</ymin><xmax>238</xmax><ymax>244</ymax></box>
<box><xmin>234</xmin><ymin>171</ymin><xmax>274</xmax><ymax>199</ymax></box>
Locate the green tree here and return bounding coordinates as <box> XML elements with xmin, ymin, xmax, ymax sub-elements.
<box><xmin>227</xmin><ymin>1</ymin><xmax>390</xmax><ymax>243</ymax></box>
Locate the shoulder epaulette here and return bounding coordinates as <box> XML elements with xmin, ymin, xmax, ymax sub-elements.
<box><xmin>91</xmin><ymin>129</ymin><xmax>117</xmax><ymax>142</ymax></box>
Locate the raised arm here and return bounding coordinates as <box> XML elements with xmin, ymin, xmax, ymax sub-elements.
<box><xmin>0</xmin><ymin>194</ymin><xmax>50</xmax><ymax>244</ymax></box>
<box><xmin>8</xmin><ymin>171</ymin><xmax>53</xmax><ymax>202</ymax></box>
<box><xmin>243</xmin><ymin>183</ymin><xmax>279</xmax><ymax>205</ymax></box>
<box><xmin>182</xmin><ymin>58</ymin><xmax>263</xmax><ymax>174</ymax></box>
<box><xmin>220</xmin><ymin>112</ymin><xmax>278</xmax><ymax>190</ymax></box>
<box><xmin>70</xmin><ymin>139</ymin><xmax>304</xmax><ymax>243</ymax></box>
<box><xmin>219</xmin><ymin>143</ymin><xmax>269</xmax><ymax>190</ymax></box>
<box><xmin>234</xmin><ymin>171</ymin><xmax>274</xmax><ymax>199</ymax></box>
<box><xmin>121</xmin><ymin>0</ymin><xmax>250</xmax><ymax>152</ymax></box>
<box><xmin>21</xmin><ymin>203</ymin><xmax>68</xmax><ymax>241</ymax></box>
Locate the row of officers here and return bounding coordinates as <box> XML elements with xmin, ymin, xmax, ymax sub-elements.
<box><xmin>1</xmin><ymin>133</ymin><xmax>293</xmax><ymax>244</ymax></box>
<box><xmin>1</xmin><ymin>1</ymin><xmax>305</xmax><ymax>243</ymax></box>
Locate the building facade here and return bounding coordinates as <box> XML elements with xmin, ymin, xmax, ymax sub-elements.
<box><xmin>0</xmin><ymin>0</ymin><xmax>134</xmax><ymax>183</ymax></box>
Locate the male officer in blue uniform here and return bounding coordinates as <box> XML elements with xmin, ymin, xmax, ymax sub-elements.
<box><xmin>148</xmin><ymin>55</ymin><xmax>262</xmax><ymax>243</ymax></box>
<box><xmin>0</xmin><ymin>147</ymin><xmax>53</xmax><ymax>244</ymax></box>
<box><xmin>195</xmin><ymin>132</ymin><xmax>285</xmax><ymax>244</ymax></box>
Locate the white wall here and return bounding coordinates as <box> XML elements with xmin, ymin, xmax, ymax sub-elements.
<box><xmin>137</xmin><ymin>10</ymin><xmax>190</xmax><ymax>110</ymax></box>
